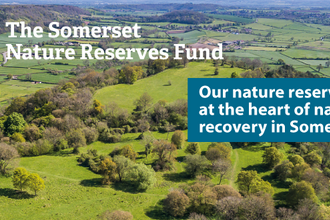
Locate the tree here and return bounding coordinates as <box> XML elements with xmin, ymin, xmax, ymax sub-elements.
<box><xmin>137</xmin><ymin>118</ymin><xmax>150</xmax><ymax>135</ymax></box>
<box><xmin>302</xmin><ymin>169</ymin><xmax>329</xmax><ymax>200</ymax></box>
<box><xmin>93</xmin><ymin>99</ymin><xmax>104</xmax><ymax>115</ymax></box>
<box><xmin>185</xmin><ymin>142</ymin><xmax>201</xmax><ymax>155</ymax></box>
<box><xmin>184</xmin><ymin>154</ymin><xmax>209</xmax><ymax>177</ymax></box>
<box><xmin>212</xmin><ymin>185</ymin><xmax>241</xmax><ymax>200</ymax></box>
<box><xmin>271</xmin><ymin>142</ymin><xmax>285</xmax><ymax>149</ymax></box>
<box><xmin>212</xmin><ymin>159</ymin><xmax>231</xmax><ymax>184</ymax></box>
<box><xmin>171</xmin><ymin>130</ymin><xmax>186</xmax><ymax>149</ymax></box>
<box><xmin>140</xmin><ymin>132</ymin><xmax>155</xmax><ymax>160</ymax></box>
<box><xmin>163</xmin><ymin>122</ymin><xmax>175</xmax><ymax>140</ymax></box>
<box><xmin>304</xmin><ymin>151</ymin><xmax>322</xmax><ymax>166</ymax></box>
<box><xmin>239</xmin><ymin>193</ymin><xmax>276</xmax><ymax>220</ymax></box>
<box><xmin>231</xmin><ymin>72</ymin><xmax>241</xmax><ymax>78</ymax></box>
<box><xmin>289</xmin><ymin>155</ymin><xmax>304</xmax><ymax>165</ymax></box>
<box><xmin>236</xmin><ymin>170</ymin><xmax>274</xmax><ymax>195</ymax></box>
<box><xmin>119</xmin><ymin>145</ymin><xmax>138</xmax><ymax>161</ymax></box>
<box><xmin>7</xmin><ymin>74</ymin><xmax>12</xmax><ymax>79</ymax></box>
<box><xmin>214</xmin><ymin>67</ymin><xmax>219</xmax><ymax>75</ymax></box>
<box><xmin>11</xmin><ymin>133</ymin><xmax>26</xmax><ymax>143</ymax></box>
<box><xmin>274</xmin><ymin>160</ymin><xmax>294</xmax><ymax>181</ymax></box>
<box><xmin>291</xmin><ymin>163</ymin><xmax>310</xmax><ymax>181</ymax></box>
<box><xmin>24</xmin><ymin>124</ymin><xmax>41</xmax><ymax>142</ymax></box>
<box><xmin>262</xmin><ymin>147</ymin><xmax>283</xmax><ymax>168</ymax></box>
<box><xmin>277</xmin><ymin>59</ymin><xmax>285</xmax><ymax>65</ymax></box>
<box><xmin>0</xmin><ymin>143</ymin><xmax>19</xmax><ymax>175</ymax></box>
<box><xmin>98</xmin><ymin>158</ymin><xmax>117</xmax><ymax>185</ymax></box>
<box><xmin>12</xmin><ymin>167</ymin><xmax>30</xmax><ymax>192</ymax></box>
<box><xmin>206</xmin><ymin>143</ymin><xmax>231</xmax><ymax>162</ymax></box>
<box><xmin>113</xmin><ymin>155</ymin><xmax>133</xmax><ymax>182</ymax></box>
<box><xmin>216</xmin><ymin>196</ymin><xmax>242</xmax><ymax>220</ymax></box>
<box><xmin>163</xmin><ymin>190</ymin><xmax>190</xmax><ymax>217</ymax></box>
<box><xmin>67</xmin><ymin>129</ymin><xmax>86</xmax><ymax>154</ymax></box>
<box><xmin>286</xmin><ymin>181</ymin><xmax>318</xmax><ymax>207</ymax></box>
<box><xmin>134</xmin><ymin>92</ymin><xmax>153</xmax><ymax>112</ymax></box>
<box><xmin>297</xmin><ymin>198</ymin><xmax>323</xmax><ymax>220</ymax></box>
<box><xmin>184</xmin><ymin>182</ymin><xmax>217</xmax><ymax>215</ymax></box>
<box><xmin>126</xmin><ymin>163</ymin><xmax>156</xmax><ymax>191</ymax></box>
<box><xmin>27</xmin><ymin>173</ymin><xmax>45</xmax><ymax>195</ymax></box>
<box><xmin>152</xmin><ymin>140</ymin><xmax>177</xmax><ymax>171</ymax></box>
<box><xmin>4</xmin><ymin>97</ymin><xmax>26</xmax><ymax>115</ymax></box>
<box><xmin>4</xmin><ymin>112</ymin><xmax>26</xmax><ymax>136</ymax></box>
<box><xmin>317</xmin><ymin>64</ymin><xmax>323</xmax><ymax>72</ymax></box>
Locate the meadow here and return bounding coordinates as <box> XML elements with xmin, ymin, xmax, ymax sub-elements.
<box><xmin>94</xmin><ymin>62</ymin><xmax>244</xmax><ymax>111</ymax></box>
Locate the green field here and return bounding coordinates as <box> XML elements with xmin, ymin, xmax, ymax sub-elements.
<box><xmin>207</xmin><ymin>14</ymin><xmax>254</xmax><ymax>24</ymax></box>
<box><xmin>0</xmin><ymin>79</ymin><xmax>53</xmax><ymax>103</ymax></box>
<box><xmin>95</xmin><ymin>62</ymin><xmax>244</xmax><ymax>111</ymax></box>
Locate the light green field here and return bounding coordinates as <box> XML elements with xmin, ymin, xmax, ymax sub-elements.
<box><xmin>283</xmin><ymin>49</ymin><xmax>330</xmax><ymax>59</ymax></box>
<box><xmin>257</xmin><ymin>18</ymin><xmax>293</xmax><ymax>28</ymax></box>
<box><xmin>245</xmin><ymin>46</ymin><xmax>281</xmax><ymax>51</ymax></box>
<box><xmin>169</xmin><ymin>30</ymin><xmax>206</xmax><ymax>44</ymax></box>
<box><xmin>0</xmin><ymin>32</ymin><xmax>65</xmax><ymax>49</ymax></box>
<box><xmin>207</xmin><ymin>14</ymin><xmax>254</xmax><ymax>24</ymax></box>
<box><xmin>0</xmin><ymin>80</ymin><xmax>53</xmax><ymax>102</ymax></box>
<box><xmin>94</xmin><ymin>62</ymin><xmax>244</xmax><ymax>111</ymax></box>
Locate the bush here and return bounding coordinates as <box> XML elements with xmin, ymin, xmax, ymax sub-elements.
<box><xmin>262</xmin><ymin>147</ymin><xmax>283</xmax><ymax>168</ymax></box>
<box><xmin>31</xmin><ymin>139</ymin><xmax>53</xmax><ymax>156</ymax></box>
<box><xmin>184</xmin><ymin>154</ymin><xmax>209</xmax><ymax>177</ymax></box>
<box><xmin>99</xmin><ymin>210</ymin><xmax>133</xmax><ymax>220</ymax></box>
<box><xmin>67</xmin><ymin>129</ymin><xmax>86</xmax><ymax>153</ymax></box>
<box><xmin>286</xmin><ymin>181</ymin><xmax>318</xmax><ymax>207</ymax></box>
<box><xmin>184</xmin><ymin>142</ymin><xmax>201</xmax><ymax>155</ymax></box>
<box><xmin>126</xmin><ymin>163</ymin><xmax>156</xmax><ymax>191</ymax></box>
<box><xmin>11</xmin><ymin>133</ymin><xmax>26</xmax><ymax>143</ymax></box>
<box><xmin>83</xmin><ymin>127</ymin><xmax>99</xmax><ymax>144</ymax></box>
<box><xmin>163</xmin><ymin>190</ymin><xmax>190</xmax><ymax>217</ymax></box>
<box><xmin>171</xmin><ymin>130</ymin><xmax>186</xmax><ymax>149</ymax></box>
<box><xmin>212</xmin><ymin>185</ymin><xmax>242</xmax><ymax>200</ymax></box>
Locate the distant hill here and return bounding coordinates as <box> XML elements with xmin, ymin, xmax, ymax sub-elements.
<box><xmin>0</xmin><ymin>5</ymin><xmax>90</xmax><ymax>34</ymax></box>
<box><xmin>116</xmin><ymin>10</ymin><xmax>213</xmax><ymax>25</ymax></box>
<box><xmin>104</xmin><ymin>3</ymin><xmax>222</xmax><ymax>11</ymax></box>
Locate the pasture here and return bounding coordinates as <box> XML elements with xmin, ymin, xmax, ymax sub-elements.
<box><xmin>94</xmin><ymin>62</ymin><xmax>244</xmax><ymax>111</ymax></box>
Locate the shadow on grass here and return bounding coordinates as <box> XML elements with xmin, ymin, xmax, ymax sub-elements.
<box><xmin>145</xmin><ymin>199</ymin><xmax>188</xmax><ymax>220</ymax></box>
<box><xmin>0</xmin><ymin>188</ymin><xmax>35</xmax><ymax>199</ymax></box>
<box><xmin>50</xmin><ymin>149</ymin><xmax>73</xmax><ymax>157</ymax></box>
<box><xmin>243</xmin><ymin>163</ymin><xmax>269</xmax><ymax>173</ymax></box>
<box><xmin>80</xmin><ymin>178</ymin><xmax>103</xmax><ymax>187</ymax></box>
<box><xmin>274</xmin><ymin>191</ymin><xmax>289</xmax><ymax>204</ymax></box>
<box><xmin>176</xmin><ymin>156</ymin><xmax>185</xmax><ymax>163</ymax></box>
<box><xmin>204</xmin><ymin>73</ymin><xmax>216</xmax><ymax>76</ymax></box>
<box><xmin>110</xmin><ymin>182</ymin><xmax>142</xmax><ymax>194</ymax></box>
<box><xmin>163</xmin><ymin>172</ymin><xmax>191</xmax><ymax>182</ymax></box>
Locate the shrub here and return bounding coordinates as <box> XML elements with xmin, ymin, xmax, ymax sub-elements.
<box><xmin>11</xmin><ymin>133</ymin><xmax>26</xmax><ymax>143</ymax></box>
<box><xmin>286</xmin><ymin>181</ymin><xmax>318</xmax><ymax>207</ymax></box>
<box><xmin>289</xmin><ymin>155</ymin><xmax>304</xmax><ymax>165</ymax></box>
<box><xmin>212</xmin><ymin>185</ymin><xmax>242</xmax><ymax>200</ymax></box>
<box><xmin>83</xmin><ymin>127</ymin><xmax>99</xmax><ymax>144</ymax></box>
<box><xmin>262</xmin><ymin>147</ymin><xmax>283</xmax><ymax>168</ymax></box>
<box><xmin>99</xmin><ymin>210</ymin><xmax>133</xmax><ymax>220</ymax></box>
<box><xmin>184</xmin><ymin>154</ymin><xmax>209</xmax><ymax>177</ymax></box>
<box><xmin>163</xmin><ymin>190</ymin><xmax>190</xmax><ymax>217</ymax></box>
<box><xmin>184</xmin><ymin>142</ymin><xmax>201</xmax><ymax>155</ymax></box>
<box><xmin>171</xmin><ymin>130</ymin><xmax>186</xmax><ymax>149</ymax></box>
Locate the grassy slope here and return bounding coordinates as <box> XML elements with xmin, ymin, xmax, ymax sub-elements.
<box><xmin>95</xmin><ymin>62</ymin><xmax>244</xmax><ymax>111</ymax></box>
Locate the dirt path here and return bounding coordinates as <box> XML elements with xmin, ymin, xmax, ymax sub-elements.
<box><xmin>2</xmin><ymin>52</ymin><xmax>7</xmax><ymax>65</ymax></box>
<box><xmin>229</xmin><ymin>150</ymin><xmax>239</xmax><ymax>187</ymax></box>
